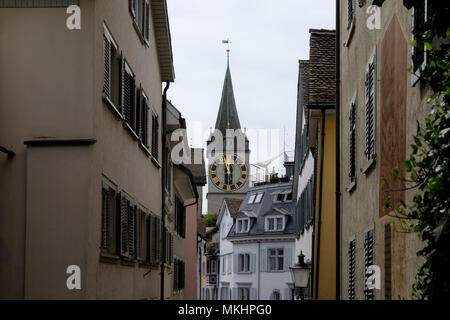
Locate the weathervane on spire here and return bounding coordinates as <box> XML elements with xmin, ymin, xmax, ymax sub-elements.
<box><xmin>222</xmin><ymin>38</ymin><xmax>231</xmax><ymax>66</ymax></box>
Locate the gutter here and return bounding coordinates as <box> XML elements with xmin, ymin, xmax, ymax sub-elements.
<box><xmin>160</xmin><ymin>81</ymin><xmax>170</xmax><ymax>301</ymax></box>
<box><xmin>335</xmin><ymin>0</ymin><xmax>341</xmax><ymax>300</ymax></box>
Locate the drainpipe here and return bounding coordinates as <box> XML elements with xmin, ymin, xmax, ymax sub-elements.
<box><xmin>314</xmin><ymin>108</ymin><xmax>326</xmax><ymax>300</ymax></box>
<box><xmin>258</xmin><ymin>241</ymin><xmax>261</xmax><ymax>300</ymax></box>
<box><xmin>335</xmin><ymin>0</ymin><xmax>342</xmax><ymax>300</ymax></box>
<box><xmin>160</xmin><ymin>81</ymin><xmax>170</xmax><ymax>301</ymax></box>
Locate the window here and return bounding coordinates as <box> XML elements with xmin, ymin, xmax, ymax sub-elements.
<box><xmin>254</xmin><ymin>192</ymin><xmax>264</xmax><ymax>203</ymax></box>
<box><xmin>236</xmin><ymin>218</ymin><xmax>249</xmax><ymax>233</ymax></box>
<box><xmin>268</xmin><ymin>248</ymin><xmax>284</xmax><ymax>271</ymax></box>
<box><xmin>275</xmin><ymin>193</ymin><xmax>284</xmax><ymax>203</ymax></box>
<box><xmin>123</xmin><ymin>61</ymin><xmax>136</xmax><ymax>131</ymax></box>
<box><xmin>103</xmin><ymin>26</ymin><xmax>121</xmax><ymax>110</ymax></box>
<box><xmin>285</xmin><ymin>192</ymin><xmax>293</xmax><ymax>202</ymax></box>
<box><xmin>349</xmin><ymin>99</ymin><xmax>357</xmax><ymax>183</ymax></box>
<box><xmin>364</xmin><ymin>53</ymin><xmax>376</xmax><ymax>162</ymax></box>
<box><xmin>238</xmin><ymin>253</ymin><xmax>250</xmax><ymax>273</ymax></box>
<box><xmin>238</xmin><ymin>287</ymin><xmax>250</xmax><ymax>300</ymax></box>
<box><xmin>295</xmin><ymin>176</ymin><xmax>315</xmax><ymax>234</ymax></box>
<box><xmin>274</xmin><ymin>191</ymin><xmax>292</xmax><ymax>202</ymax></box>
<box><xmin>101</xmin><ymin>183</ymin><xmax>117</xmax><ymax>255</ymax></box>
<box><xmin>163</xmin><ymin>228</ymin><xmax>173</xmax><ymax>265</ymax></box>
<box><xmin>129</xmin><ymin>0</ymin><xmax>150</xmax><ymax>42</ymax></box>
<box><xmin>221</xmin><ymin>257</ymin><xmax>225</xmax><ymax>274</ymax></box>
<box><xmin>266</xmin><ymin>216</ymin><xmax>284</xmax><ymax>232</ymax></box>
<box><xmin>175</xmin><ymin>197</ymin><xmax>186</xmax><ymax>238</ymax></box>
<box><xmin>348</xmin><ymin>239</ymin><xmax>356</xmax><ymax>300</ymax></box>
<box><xmin>364</xmin><ymin>229</ymin><xmax>374</xmax><ymax>300</ymax></box>
<box><xmin>151</xmin><ymin>111</ymin><xmax>159</xmax><ymax>160</ymax></box>
<box><xmin>220</xmin><ymin>287</ymin><xmax>229</xmax><ymax>300</ymax></box>
<box><xmin>164</xmin><ymin>148</ymin><xmax>172</xmax><ymax>194</ymax></box>
<box><xmin>173</xmin><ymin>258</ymin><xmax>185</xmax><ymax>292</ymax></box>
<box><xmin>347</xmin><ymin>0</ymin><xmax>354</xmax><ymax>30</ymax></box>
<box><xmin>411</xmin><ymin>0</ymin><xmax>428</xmax><ymax>83</ymax></box>
<box><xmin>147</xmin><ymin>214</ymin><xmax>162</xmax><ymax>264</ymax></box>
<box><xmin>271</xmin><ymin>290</ymin><xmax>281</xmax><ymax>300</ymax></box>
<box><xmin>247</xmin><ymin>194</ymin><xmax>256</xmax><ymax>204</ymax></box>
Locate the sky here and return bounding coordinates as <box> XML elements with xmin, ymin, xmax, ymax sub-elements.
<box><xmin>166</xmin><ymin>0</ymin><xmax>335</xmax><ymax>213</ymax></box>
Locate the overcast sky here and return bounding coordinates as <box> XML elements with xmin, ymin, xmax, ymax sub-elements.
<box><xmin>166</xmin><ymin>0</ymin><xmax>335</xmax><ymax>213</ymax></box>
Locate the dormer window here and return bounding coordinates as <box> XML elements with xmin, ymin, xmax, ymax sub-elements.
<box><xmin>274</xmin><ymin>191</ymin><xmax>293</xmax><ymax>203</ymax></box>
<box><xmin>236</xmin><ymin>218</ymin><xmax>250</xmax><ymax>233</ymax></box>
<box><xmin>248</xmin><ymin>192</ymin><xmax>264</xmax><ymax>204</ymax></box>
<box><xmin>247</xmin><ymin>194</ymin><xmax>256</xmax><ymax>204</ymax></box>
<box><xmin>254</xmin><ymin>192</ymin><xmax>264</xmax><ymax>203</ymax></box>
<box><xmin>265</xmin><ymin>216</ymin><xmax>285</xmax><ymax>232</ymax></box>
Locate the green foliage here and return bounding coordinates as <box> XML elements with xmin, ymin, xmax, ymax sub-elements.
<box><xmin>383</xmin><ymin>13</ymin><xmax>450</xmax><ymax>299</ymax></box>
<box><xmin>203</xmin><ymin>213</ymin><xmax>218</xmax><ymax>227</ymax></box>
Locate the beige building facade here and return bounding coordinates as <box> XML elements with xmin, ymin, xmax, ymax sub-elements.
<box><xmin>0</xmin><ymin>0</ymin><xmax>198</xmax><ymax>300</ymax></box>
<box><xmin>339</xmin><ymin>0</ymin><xmax>428</xmax><ymax>300</ymax></box>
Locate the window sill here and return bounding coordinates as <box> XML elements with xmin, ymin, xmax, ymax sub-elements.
<box><xmin>346</xmin><ymin>179</ymin><xmax>357</xmax><ymax>193</ymax></box>
<box><xmin>344</xmin><ymin>21</ymin><xmax>355</xmax><ymax>47</ymax></box>
<box><xmin>151</xmin><ymin>156</ymin><xmax>161</xmax><ymax>168</ymax></box>
<box><xmin>102</xmin><ymin>94</ymin><xmax>123</xmax><ymax>120</ymax></box>
<box><xmin>362</xmin><ymin>155</ymin><xmax>376</xmax><ymax>175</ymax></box>
<box><xmin>139</xmin><ymin>142</ymin><xmax>151</xmax><ymax>156</ymax></box>
<box><xmin>99</xmin><ymin>252</ymin><xmax>120</xmax><ymax>265</ymax></box>
<box><xmin>123</xmin><ymin>122</ymin><xmax>140</xmax><ymax>141</ymax></box>
<box><xmin>120</xmin><ymin>257</ymin><xmax>137</xmax><ymax>267</ymax></box>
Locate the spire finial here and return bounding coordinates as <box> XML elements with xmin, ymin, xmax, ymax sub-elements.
<box><xmin>222</xmin><ymin>38</ymin><xmax>231</xmax><ymax>67</ymax></box>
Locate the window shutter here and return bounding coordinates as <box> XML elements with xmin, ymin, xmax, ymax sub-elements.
<box><xmin>385</xmin><ymin>224</ymin><xmax>392</xmax><ymax>300</ymax></box>
<box><xmin>142</xmin><ymin>98</ymin><xmax>149</xmax><ymax>147</ymax></box>
<box><xmin>115</xmin><ymin>193</ymin><xmax>122</xmax><ymax>256</ymax></box>
<box><xmin>174</xmin><ymin>259</ymin><xmax>178</xmax><ymax>291</ymax></box>
<box><xmin>156</xmin><ymin>217</ymin><xmax>162</xmax><ymax>263</ymax></box>
<box><xmin>260</xmin><ymin>249</ymin><xmax>268</xmax><ymax>272</ymax></box>
<box><xmin>136</xmin><ymin>86</ymin><xmax>143</xmax><ymax>138</ymax></box>
<box><xmin>202</xmin><ymin>261</ymin><xmax>206</xmax><ymax>276</ymax></box>
<box><xmin>349</xmin><ymin>101</ymin><xmax>356</xmax><ymax>182</ymax></box>
<box><xmin>144</xmin><ymin>1</ymin><xmax>150</xmax><ymax>41</ymax></box>
<box><xmin>227</xmin><ymin>256</ymin><xmax>231</xmax><ymax>274</ymax></box>
<box><xmin>250</xmin><ymin>253</ymin><xmax>256</xmax><ymax>273</ymax></box>
<box><xmin>250</xmin><ymin>288</ymin><xmax>257</xmax><ymax>300</ymax></box>
<box><xmin>284</xmin><ymin>247</ymin><xmax>292</xmax><ymax>271</ymax></box>
<box><xmin>348</xmin><ymin>239</ymin><xmax>356</xmax><ymax>300</ymax></box>
<box><xmin>232</xmin><ymin>288</ymin><xmax>238</xmax><ymax>300</ymax></box>
<box><xmin>347</xmin><ymin>0</ymin><xmax>354</xmax><ymax>30</ymax></box>
<box><xmin>101</xmin><ymin>186</ymin><xmax>110</xmax><ymax>250</ymax></box>
<box><xmin>127</xmin><ymin>204</ymin><xmax>136</xmax><ymax>259</ymax></box>
<box><xmin>150</xmin><ymin>215</ymin><xmax>157</xmax><ymax>264</ymax></box>
<box><xmin>284</xmin><ymin>288</ymin><xmax>291</xmax><ymax>300</ymax></box>
<box><xmin>182</xmin><ymin>205</ymin><xmax>186</xmax><ymax>238</ymax></box>
<box><xmin>233</xmin><ymin>254</ymin><xmax>238</xmax><ymax>273</ymax></box>
<box><xmin>146</xmin><ymin>214</ymin><xmax>151</xmax><ymax>263</ymax></box>
<box><xmin>365</xmin><ymin>55</ymin><xmax>376</xmax><ymax>161</ymax></box>
<box><xmin>120</xmin><ymin>194</ymin><xmax>129</xmax><ymax>257</ymax></box>
<box><xmin>120</xmin><ymin>52</ymin><xmax>125</xmax><ymax>114</ymax></box>
<box><xmin>103</xmin><ymin>34</ymin><xmax>111</xmax><ymax>98</ymax></box>
<box><xmin>135</xmin><ymin>207</ymin><xmax>141</xmax><ymax>261</ymax></box>
<box><xmin>364</xmin><ymin>229</ymin><xmax>374</xmax><ymax>300</ymax></box>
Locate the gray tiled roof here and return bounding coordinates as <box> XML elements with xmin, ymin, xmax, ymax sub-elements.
<box><xmin>227</xmin><ymin>182</ymin><xmax>296</xmax><ymax>238</ymax></box>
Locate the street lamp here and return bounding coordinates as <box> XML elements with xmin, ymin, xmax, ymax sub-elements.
<box><xmin>289</xmin><ymin>251</ymin><xmax>312</xmax><ymax>300</ymax></box>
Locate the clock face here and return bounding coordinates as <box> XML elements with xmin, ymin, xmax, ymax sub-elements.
<box><xmin>209</xmin><ymin>154</ymin><xmax>248</xmax><ymax>192</ymax></box>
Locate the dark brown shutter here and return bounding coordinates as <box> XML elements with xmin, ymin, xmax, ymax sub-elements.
<box><xmin>348</xmin><ymin>239</ymin><xmax>356</xmax><ymax>300</ymax></box>
<box><xmin>103</xmin><ymin>34</ymin><xmax>111</xmax><ymax>98</ymax></box>
<box><xmin>128</xmin><ymin>204</ymin><xmax>136</xmax><ymax>259</ymax></box>
<box><xmin>101</xmin><ymin>185</ymin><xmax>110</xmax><ymax>250</ymax></box>
<box><xmin>364</xmin><ymin>229</ymin><xmax>374</xmax><ymax>300</ymax></box>
<box><xmin>136</xmin><ymin>87</ymin><xmax>143</xmax><ymax>139</ymax></box>
<box><xmin>120</xmin><ymin>52</ymin><xmax>125</xmax><ymax>115</ymax></box>
<box><xmin>365</xmin><ymin>57</ymin><xmax>376</xmax><ymax>161</ymax></box>
<box><xmin>120</xmin><ymin>194</ymin><xmax>129</xmax><ymax>257</ymax></box>
<box><xmin>142</xmin><ymin>98</ymin><xmax>149</xmax><ymax>147</ymax></box>
<box><xmin>146</xmin><ymin>214</ymin><xmax>151</xmax><ymax>263</ymax></box>
<box><xmin>349</xmin><ymin>101</ymin><xmax>356</xmax><ymax>182</ymax></box>
<box><xmin>130</xmin><ymin>76</ymin><xmax>136</xmax><ymax>130</ymax></box>
<box><xmin>144</xmin><ymin>1</ymin><xmax>150</xmax><ymax>41</ymax></box>
<box><xmin>135</xmin><ymin>207</ymin><xmax>141</xmax><ymax>261</ymax></box>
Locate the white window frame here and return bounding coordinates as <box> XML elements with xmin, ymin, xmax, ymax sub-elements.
<box><xmin>254</xmin><ymin>192</ymin><xmax>264</xmax><ymax>204</ymax></box>
<box><xmin>236</xmin><ymin>218</ymin><xmax>250</xmax><ymax>233</ymax></box>
<box><xmin>238</xmin><ymin>253</ymin><xmax>251</xmax><ymax>273</ymax></box>
<box><xmin>265</xmin><ymin>216</ymin><xmax>285</xmax><ymax>232</ymax></box>
<box><xmin>268</xmin><ymin>248</ymin><xmax>285</xmax><ymax>272</ymax></box>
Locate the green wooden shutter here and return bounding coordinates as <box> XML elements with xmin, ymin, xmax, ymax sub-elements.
<box><xmin>136</xmin><ymin>87</ymin><xmax>143</xmax><ymax>139</ymax></box>
<box><xmin>119</xmin><ymin>52</ymin><xmax>125</xmax><ymax>114</ymax></box>
<box><xmin>103</xmin><ymin>34</ymin><xmax>111</xmax><ymax>99</ymax></box>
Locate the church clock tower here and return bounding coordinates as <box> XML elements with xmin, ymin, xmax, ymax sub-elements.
<box><xmin>206</xmin><ymin>50</ymin><xmax>250</xmax><ymax>215</ymax></box>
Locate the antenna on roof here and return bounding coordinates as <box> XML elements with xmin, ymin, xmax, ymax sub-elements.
<box><xmin>222</xmin><ymin>38</ymin><xmax>231</xmax><ymax>67</ymax></box>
